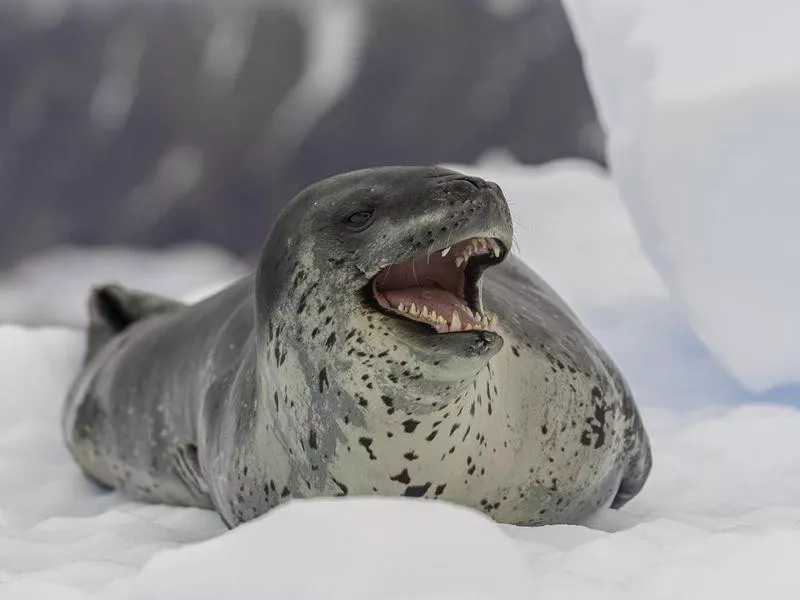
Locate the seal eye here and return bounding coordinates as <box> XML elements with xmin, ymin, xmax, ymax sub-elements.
<box><xmin>346</xmin><ymin>210</ymin><xmax>374</xmax><ymax>229</ymax></box>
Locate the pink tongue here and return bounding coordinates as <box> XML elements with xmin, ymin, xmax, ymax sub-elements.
<box><xmin>383</xmin><ymin>288</ymin><xmax>478</xmax><ymax>325</ymax></box>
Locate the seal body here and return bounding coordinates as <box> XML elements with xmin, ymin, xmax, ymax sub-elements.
<box><xmin>64</xmin><ymin>166</ymin><xmax>651</xmax><ymax>528</ymax></box>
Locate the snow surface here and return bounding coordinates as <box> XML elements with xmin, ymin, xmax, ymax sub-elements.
<box><xmin>0</xmin><ymin>244</ymin><xmax>249</xmax><ymax>328</ymax></box>
<box><xmin>562</xmin><ymin>0</ymin><xmax>800</xmax><ymax>393</ymax></box>
<box><xmin>1</xmin><ymin>160</ymin><xmax>799</xmax><ymax>598</ymax></box>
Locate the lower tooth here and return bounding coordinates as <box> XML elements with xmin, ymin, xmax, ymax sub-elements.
<box><xmin>398</xmin><ymin>302</ymin><xmax>406</xmax><ymax>312</ymax></box>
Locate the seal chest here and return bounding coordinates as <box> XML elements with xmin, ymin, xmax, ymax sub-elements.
<box><xmin>63</xmin><ymin>166</ymin><xmax>652</xmax><ymax>528</ymax></box>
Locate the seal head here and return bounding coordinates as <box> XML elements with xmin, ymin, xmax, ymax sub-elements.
<box><xmin>257</xmin><ymin>166</ymin><xmax>513</xmax><ymax>383</ymax></box>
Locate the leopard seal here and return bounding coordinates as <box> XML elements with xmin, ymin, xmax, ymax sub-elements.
<box><xmin>63</xmin><ymin>166</ymin><xmax>652</xmax><ymax>528</ymax></box>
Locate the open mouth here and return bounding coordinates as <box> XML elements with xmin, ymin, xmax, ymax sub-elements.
<box><xmin>371</xmin><ymin>237</ymin><xmax>506</xmax><ymax>333</ymax></box>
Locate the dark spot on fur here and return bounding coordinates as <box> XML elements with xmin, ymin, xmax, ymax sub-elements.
<box><xmin>390</xmin><ymin>469</ymin><xmax>411</xmax><ymax>484</ymax></box>
<box><xmin>359</xmin><ymin>437</ymin><xmax>377</xmax><ymax>460</ymax></box>
<box><xmin>325</xmin><ymin>332</ymin><xmax>337</xmax><ymax>349</ymax></box>
<box><xmin>435</xmin><ymin>484</ymin><xmax>447</xmax><ymax>496</ymax></box>
<box><xmin>402</xmin><ymin>419</ymin><xmax>420</xmax><ymax>433</ymax></box>
<box><xmin>403</xmin><ymin>483</ymin><xmax>432</xmax><ymax>497</ymax></box>
<box><xmin>404</xmin><ymin>451</ymin><xmax>419</xmax><ymax>461</ymax></box>
<box><xmin>318</xmin><ymin>368</ymin><xmax>329</xmax><ymax>393</ymax></box>
<box><xmin>332</xmin><ymin>478</ymin><xmax>348</xmax><ymax>496</ymax></box>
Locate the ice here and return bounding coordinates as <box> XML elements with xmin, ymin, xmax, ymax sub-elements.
<box><xmin>0</xmin><ymin>160</ymin><xmax>798</xmax><ymax>597</ymax></box>
<box><xmin>561</xmin><ymin>0</ymin><xmax>800</xmax><ymax>392</ymax></box>
<box><xmin>0</xmin><ymin>244</ymin><xmax>249</xmax><ymax>327</ymax></box>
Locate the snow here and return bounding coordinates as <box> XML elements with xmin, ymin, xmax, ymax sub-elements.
<box><xmin>0</xmin><ymin>244</ymin><xmax>249</xmax><ymax>328</ymax></box>
<box><xmin>561</xmin><ymin>0</ymin><xmax>800</xmax><ymax>393</ymax></box>
<box><xmin>123</xmin><ymin>499</ymin><xmax>536</xmax><ymax>600</ymax></box>
<box><xmin>1</xmin><ymin>158</ymin><xmax>799</xmax><ymax>598</ymax></box>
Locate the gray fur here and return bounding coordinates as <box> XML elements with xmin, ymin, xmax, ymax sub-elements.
<box><xmin>63</xmin><ymin>166</ymin><xmax>651</xmax><ymax>528</ymax></box>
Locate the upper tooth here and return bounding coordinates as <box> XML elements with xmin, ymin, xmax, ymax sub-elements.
<box><xmin>488</xmin><ymin>239</ymin><xmax>501</xmax><ymax>257</ymax></box>
<box><xmin>451</xmin><ymin>311</ymin><xmax>462</xmax><ymax>331</ymax></box>
<box><xmin>489</xmin><ymin>313</ymin><xmax>497</xmax><ymax>328</ymax></box>
<box><xmin>441</xmin><ymin>246</ymin><xmax>452</xmax><ymax>257</ymax></box>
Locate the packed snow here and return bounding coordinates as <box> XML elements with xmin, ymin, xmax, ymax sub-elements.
<box><xmin>1</xmin><ymin>157</ymin><xmax>799</xmax><ymax>598</ymax></box>
<box><xmin>562</xmin><ymin>0</ymin><xmax>800</xmax><ymax>393</ymax></box>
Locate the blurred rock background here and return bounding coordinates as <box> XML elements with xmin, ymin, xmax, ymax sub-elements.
<box><xmin>0</xmin><ymin>0</ymin><xmax>601</xmax><ymax>269</ymax></box>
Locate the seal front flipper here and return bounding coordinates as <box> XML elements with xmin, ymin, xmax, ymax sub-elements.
<box><xmin>86</xmin><ymin>283</ymin><xmax>186</xmax><ymax>362</ymax></box>
<box><xmin>611</xmin><ymin>429</ymin><xmax>653</xmax><ymax>509</ymax></box>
